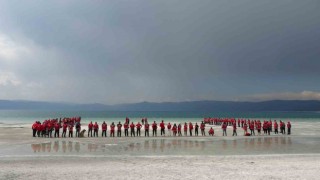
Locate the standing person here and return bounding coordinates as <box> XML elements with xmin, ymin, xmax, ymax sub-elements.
<box><xmin>160</xmin><ymin>120</ymin><xmax>165</xmax><ymax>136</ymax></box>
<box><xmin>195</xmin><ymin>123</ymin><xmax>199</xmax><ymax>136</ymax></box>
<box><xmin>32</xmin><ymin>122</ymin><xmax>38</xmax><ymax>137</ymax></box>
<box><xmin>152</xmin><ymin>121</ymin><xmax>157</xmax><ymax>137</ymax></box>
<box><xmin>54</xmin><ymin>123</ymin><xmax>60</xmax><ymax>138</ymax></box>
<box><xmin>47</xmin><ymin>122</ymin><xmax>53</xmax><ymax>138</ymax></box>
<box><xmin>167</xmin><ymin>122</ymin><xmax>172</xmax><ymax>136</ymax></box>
<box><xmin>130</xmin><ymin>122</ymin><xmax>135</xmax><ymax>137</ymax></box>
<box><xmin>249</xmin><ymin>122</ymin><xmax>255</xmax><ymax>136</ymax></box>
<box><xmin>88</xmin><ymin>121</ymin><xmax>93</xmax><ymax>137</ymax></box>
<box><xmin>136</xmin><ymin>122</ymin><xmax>142</xmax><ymax>136</ymax></box>
<box><xmin>178</xmin><ymin>124</ymin><xmax>182</xmax><ymax>136</ymax></box>
<box><xmin>200</xmin><ymin>121</ymin><xmax>206</xmax><ymax>136</ymax></box>
<box><xmin>142</xmin><ymin>118</ymin><xmax>145</xmax><ymax>125</ymax></box>
<box><xmin>209</xmin><ymin>127</ymin><xmax>214</xmax><ymax>136</ymax></box>
<box><xmin>75</xmin><ymin>122</ymin><xmax>81</xmax><ymax>137</ymax></box>
<box><xmin>184</xmin><ymin>123</ymin><xmax>188</xmax><ymax>136</ymax></box>
<box><xmin>274</xmin><ymin>120</ymin><xmax>278</xmax><ymax>134</ymax></box>
<box><xmin>267</xmin><ymin>121</ymin><xmax>271</xmax><ymax>135</ymax></box>
<box><xmin>36</xmin><ymin>122</ymin><xmax>42</xmax><ymax>137</ymax></box>
<box><xmin>232</xmin><ymin>122</ymin><xmax>237</xmax><ymax>136</ymax></box>
<box><xmin>117</xmin><ymin>122</ymin><xmax>122</xmax><ymax>137</ymax></box>
<box><xmin>93</xmin><ymin>122</ymin><xmax>99</xmax><ymax>137</ymax></box>
<box><xmin>62</xmin><ymin>123</ymin><xmax>67</xmax><ymax>138</ymax></box>
<box><xmin>222</xmin><ymin>122</ymin><xmax>227</xmax><ymax>136</ymax></box>
<box><xmin>189</xmin><ymin>122</ymin><xmax>193</xmax><ymax>136</ymax></box>
<box><xmin>145</xmin><ymin>122</ymin><xmax>150</xmax><ymax>137</ymax></box>
<box><xmin>243</xmin><ymin>123</ymin><xmax>248</xmax><ymax>135</ymax></box>
<box><xmin>172</xmin><ymin>124</ymin><xmax>177</xmax><ymax>136</ymax></box>
<box><xmin>102</xmin><ymin>121</ymin><xmax>107</xmax><ymax>137</ymax></box>
<box><xmin>68</xmin><ymin>124</ymin><xmax>73</xmax><ymax>138</ymax></box>
<box><xmin>287</xmin><ymin>121</ymin><xmax>291</xmax><ymax>135</ymax></box>
<box><xmin>124</xmin><ymin>122</ymin><xmax>129</xmax><ymax>137</ymax></box>
<box><xmin>110</xmin><ymin>122</ymin><xmax>115</xmax><ymax>137</ymax></box>
<box><xmin>257</xmin><ymin>121</ymin><xmax>261</xmax><ymax>135</ymax></box>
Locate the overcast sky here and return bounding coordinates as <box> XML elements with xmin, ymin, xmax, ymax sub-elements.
<box><xmin>0</xmin><ymin>0</ymin><xmax>319</xmax><ymax>104</ymax></box>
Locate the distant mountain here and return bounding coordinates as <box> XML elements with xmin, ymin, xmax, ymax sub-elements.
<box><xmin>0</xmin><ymin>100</ymin><xmax>320</xmax><ymax>111</ymax></box>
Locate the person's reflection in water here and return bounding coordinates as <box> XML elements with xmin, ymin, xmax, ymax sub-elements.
<box><xmin>275</xmin><ymin>137</ymin><xmax>279</xmax><ymax>145</ymax></box>
<box><xmin>166</xmin><ymin>141</ymin><xmax>171</xmax><ymax>150</ymax></box>
<box><xmin>232</xmin><ymin>140</ymin><xmax>237</xmax><ymax>149</ymax></box>
<box><xmin>46</xmin><ymin>142</ymin><xmax>52</xmax><ymax>153</ymax></box>
<box><xmin>222</xmin><ymin>140</ymin><xmax>227</xmax><ymax>150</ymax></box>
<box><xmin>129</xmin><ymin>143</ymin><xmax>134</xmax><ymax>151</ymax></box>
<box><xmin>88</xmin><ymin>143</ymin><xmax>93</xmax><ymax>152</ymax></box>
<box><xmin>195</xmin><ymin>140</ymin><xmax>199</xmax><ymax>148</ymax></box>
<box><xmin>75</xmin><ymin>142</ymin><xmax>80</xmax><ymax>152</ymax></box>
<box><xmin>160</xmin><ymin>139</ymin><xmax>165</xmax><ymax>152</ymax></box>
<box><xmin>200</xmin><ymin>141</ymin><xmax>205</xmax><ymax>150</ymax></box>
<box><xmin>53</xmin><ymin>141</ymin><xmax>59</xmax><ymax>152</ymax></box>
<box><xmin>287</xmin><ymin>137</ymin><xmax>292</xmax><ymax>145</ymax></box>
<box><xmin>184</xmin><ymin>140</ymin><xmax>188</xmax><ymax>149</ymax></box>
<box><xmin>152</xmin><ymin>139</ymin><xmax>157</xmax><ymax>152</ymax></box>
<box><xmin>93</xmin><ymin>144</ymin><xmax>98</xmax><ymax>152</ymax></box>
<box><xmin>189</xmin><ymin>140</ymin><xmax>194</xmax><ymax>148</ymax></box>
<box><xmin>281</xmin><ymin>137</ymin><xmax>287</xmax><ymax>145</ymax></box>
<box><xmin>68</xmin><ymin>141</ymin><xmax>73</xmax><ymax>152</ymax></box>
<box><xmin>136</xmin><ymin>142</ymin><xmax>141</xmax><ymax>152</ymax></box>
<box><xmin>144</xmin><ymin>140</ymin><xmax>149</xmax><ymax>151</ymax></box>
<box><xmin>31</xmin><ymin>144</ymin><xmax>41</xmax><ymax>153</ymax></box>
<box><xmin>101</xmin><ymin>145</ymin><xmax>106</xmax><ymax>152</ymax></box>
<box><xmin>62</xmin><ymin>141</ymin><xmax>67</xmax><ymax>153</ymax></box>
<box><xmin>172</xmin><ymin>139</ymin><xmax>177</xmax><ymax>149</ymax></box>
<box><xmin>177</xmin><ymin>140</ymin><xmax>182</xmax><ymax>149</ymax></box>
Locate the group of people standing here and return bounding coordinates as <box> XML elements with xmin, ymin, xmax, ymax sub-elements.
<box><xmin>32</xmin><ymin>117</ymin><xmax>292</xmax><ymax>138</ymax></box>
<box><xmin>205</xmin><ymin>117</ymin><xmax>292</xmax><ymax>136</ymax></box>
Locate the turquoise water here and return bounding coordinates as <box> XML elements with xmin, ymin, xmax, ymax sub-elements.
<box><xmin>0</xmin><ymin>110</ymin><xmax>320</xmax><ymax>124</ymax></box>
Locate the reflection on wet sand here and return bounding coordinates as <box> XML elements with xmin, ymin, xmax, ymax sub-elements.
<box><xmin>31</xmin><ymin>137</ymin><xmax>293</xmax><ymax>155</ymax></box>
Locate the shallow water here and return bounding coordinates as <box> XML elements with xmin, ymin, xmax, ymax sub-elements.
<box><xmin>1</xmin><ymin>136</ymin><xmax>319</xmax><ymax>157</ymax></box>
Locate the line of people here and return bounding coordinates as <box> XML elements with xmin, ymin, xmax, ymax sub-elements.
<box><xmin>32</xmin><ymin>118</ymin><xmax>291</xmax><ymax>138</ymax></box>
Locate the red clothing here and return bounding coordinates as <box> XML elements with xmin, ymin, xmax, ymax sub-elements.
<box><xmin>222</xmin><ymin>124</ymin><xmax>227</xmax><ymax>130</ymax></box>
<box><xmin>110</xmin><ymin>125</ymin><xmax>115</xmax><ymax>131</ymax></box>
<box><xmin>63</xmin><ymin>124</ymin><xmax>68</xmax><ymax>131</ymax></box>
<box><xmin>160</xmin><ymin>122</ymin><xmax>165</xmax><ymax>129</ymax></box>
<box><xmin>184</xmin><ymin>124</ymin><xmax>188</xmax><ymax>131</ymax></box>
<box><xmin>124</xmin><ymin>123</ymin><xmax>129</xmax><ymax>129</ymax></box>
<box><xmin>172</xmin><ymin>126</ymin><xmax>177</xmax><ymax>133</ymax></box>
<box><xmin>93</xmin><ymin>123</ymin><xmax>99</xmax><ymax>130</ymax></box>
<box><xmin>130</xmin><ymin>123</ymin><xmax>135</xmax><ymax>129</ymax></box>
<box><xmin>167</xmin><ymin>123</ymin><xmax>172</xmax><ymax>130</ymax></box>
<box><xmin>136</xmin><ymin>123</ymin><xmax>142</xmax><ymax>129</ymax></box>
<box><xmin>54</xmin><ymin>123</ymin><xmax>60</xmax><ymax>130</ymax></box>
<box><xmin>209</xmin><ymin>128</ymin><xmax>214</xmax><ymax>135</ymax></box>
<box><xmin>189</xmin><ymin>123</ymin><xmax>193</xmax><ymax>130</ymax></box>
<box><xmin>152</xmin><ymin>123</ymin><xmax>157</xmax><ymax>130</ymax></box>
<box><xmin>200</xmin><ymin>124</ymin><xmax>205</xmax><ymax>130</ymax></box>
<box><xmin>88</xmin><ymin>123</ymin><xmax>93</xmax><ymax>130</ymax></box>
<box><xmin>102</xmin><ymin>123</ymin><xmax>107</xmax><ymax>131</ymax></box>
<box><xmin>145</xmin><ymin>124</ymin><xmax>149</xmax><ymax>130</ymax></box>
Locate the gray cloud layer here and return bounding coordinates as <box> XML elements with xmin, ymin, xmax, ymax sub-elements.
<box><xmin>0</xmin><ymin>0</ymin><xmax>319</xmax><ymax>104</ymax></box>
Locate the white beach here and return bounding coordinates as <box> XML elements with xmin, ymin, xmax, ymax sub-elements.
<box><xmin>0</xmin><ymin>122</ymin><xmax>320</xmax><ymax>180</ymax></box>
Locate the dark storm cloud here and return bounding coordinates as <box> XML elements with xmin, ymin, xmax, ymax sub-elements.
<box><xmin>0</xmin><ymin>0</ymin><xmax>319</xmax><ymax>103</ymax></box>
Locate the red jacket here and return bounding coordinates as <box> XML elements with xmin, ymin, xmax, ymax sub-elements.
<box><xmin>102</xmin><ymin>123</ymin><xmax>107</xmax><ymax>131</ymax></box>
<box><xmin>93</xmin><ymin>123</ymin><xmax>99</xmax><ymax>130</ymax></box>
<box><xmin>88</xmin><ymin>123</ymin><xmax>93</xmax><ymax>130</ymax></box>
<box><xmin>167</xmin><ymin>123</ymin><xmax>172</xmax><ymax>130</ymax></box>
<box><xmin>184</xmin><ymin>125</ymin><xmax>188</xmax><ymax>131</ymax></box>
<box><xmin>160</xmin><ymin>122</ymin><xmax>165</xmax><ymax>129</ymax></box>
<box><xmin>145</xmin><ymin>124</ymin><xmax>149</xmax><ymax>130</ymax></box>
<box><xmin>130</xmin><ymin>123</ymin><xmax>135</xmax><ymax>129</ymax></box>
<box><xmin>152</xmin><ymin>123</ymin><xmax>157</xmax><ymax>130</ymax></box>
<box><xmin>136</xmin><ymin>123</ymin><xmax>142</xmax><ymax>129</ymax></box>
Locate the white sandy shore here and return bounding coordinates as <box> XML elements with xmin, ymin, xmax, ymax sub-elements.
<box><xmin>1</xmin><ymin>124</ymin><xmax>320</xmax><ymax>180</ymax></box>
<box><xmin>0</xmin><ymin>155</ymin><xmax>319</xmax><ymax>180</ymax></box>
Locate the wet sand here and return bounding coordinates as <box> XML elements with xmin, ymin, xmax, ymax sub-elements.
<box><xmin>0</xmin><ymin>124</ymin><xmax>320</xmax><ymax>179</ymax></box>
